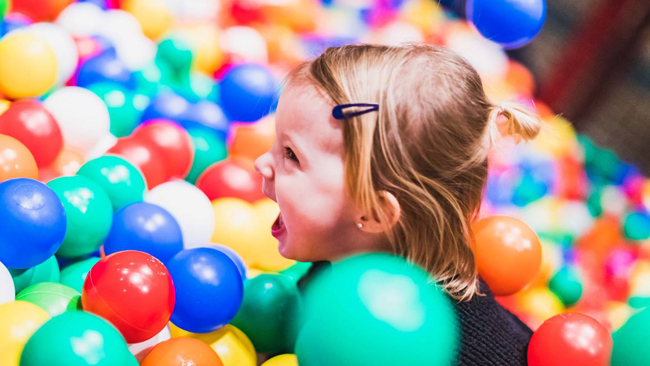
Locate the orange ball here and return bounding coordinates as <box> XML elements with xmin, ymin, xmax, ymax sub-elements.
<box><xmin>141</xmin><ymin>337</ymin><xmax>224</xmax><ymax>366</ymax></box>
<box><xmin>0</xmin><ymin>134</ymin><xmax>38</xmax><ymax>182</ymax></box>
<box><xmin>472</xmin><ymin>216</ymin><xmax>542</xmax><ymax>296</ymax></box>
<box><xmin>229</xmin><ymin>117</ymin><xmax>275</xmax><ymax>166</ymax></box>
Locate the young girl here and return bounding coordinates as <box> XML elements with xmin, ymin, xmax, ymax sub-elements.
<box><xmin>254</xmin><ymin>43</ymin><xmax>541</xmax><ymax>365</ymax></box>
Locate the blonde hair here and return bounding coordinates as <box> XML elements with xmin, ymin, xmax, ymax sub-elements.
<box><xmin>284</xmin><ymin>43</ymin><xmax>542</xmax><ymax>301</ymax></box>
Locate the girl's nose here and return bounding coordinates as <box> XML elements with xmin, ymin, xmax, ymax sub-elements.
<box><xmin>254</xmin><ymin>151</ymin><xmax>274</xmax><ymax>180</ymax></box>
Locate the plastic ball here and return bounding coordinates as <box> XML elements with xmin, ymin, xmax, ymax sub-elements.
<box><xmin>128</xmin><ymin>325</ymin><xmax>171</xmax><ymax>362</ymax></box>
<box><xmin>0</xmin><ymin>178</ymin><xmax>66</xmax><ymax>269</ymax></box>
<box><xmin>0</xmin><ymin>260</ymin><xmax>14</xmax><ymax>305</ymax></box>
<box><xmin>76</xmin><ymin>155</ymin><xmax>147</xmax><ymax>211</ymax></box>
<box><xmin>295</xmin><ymin>253</ymin><xmax>458</xmax><ymax>366</ymax></box>
<box><xmin>466</xmin><ymin>0</ymin><xmax>546</xmax><ymax>49</ymax></box>
<box><xmin>185</xmin><ymin>128</ymin><xmax>228</xmax><ymax>184</ymax></box>
<box><xmin>516</xmin><ymin>287</ymin><xmax>564</xmax><ymax>323</ymax></box>
<box><xmin>472</xmin><ymin>215</ymin><xmax>542</xmax><ymax>296</ymax></box>
<box><xmin>16</xmin><ymin>282</ymin><xmax>81</xmax><ymax>317</ymax></box>
<box><xmin>104</xmin><ymin>202</ymin><xmax>183</xmax><ymax>264</ymax></box>
<box><xmin>43</xmin><ymin>86</ymin><xmax>111</xmax><ymax>156</ymax></box>
<box><xmin>549</xmin><ymin>266</ymin><xmax>583</xmax><ymax>307</ymax></box>
<box><xmin>77</xmin><ymin>52</ymin><xmax>135</xmax><ymax>89</ymax></box>
<box><xmin>167</xmin><ymin>247</ymin><xmax>244</xmax><ymax>333</ymax></box>
<box><xmin>0</xmin><ymin>301</ymin><xmax>50</xmax><ymax>352</ymax></box>
<box><xmin>210</xmin><ymin>243</ymin><xmax>247</xmax><ymax>278</ymax></box>
<box><xmin>178</xmin><ymin>100</ymin><xmax>230</xmax><ymax>138</ymax></box>
<box><xmin>47</xmin><ymin>176</ymin><xmax>113</xmax><ymax>258</ymax></box>
<box><xmin>253</xmin><ymin>199</ymin><xmax>296</xmax><ymax>271</ymax></box>
<box><xmin>262</xmin><ymin>354</ymin><xmax>298</xmax><ymax>366</ymax></box>
<box><xmin>146</xmin><ymin>180</ymin><xmax>215</xmax><ymax>249</ymax></box>
<box><xmin>134</xmin><ymin>120</ymin><xmax>194</xmax><ymax>179</ymax></box>
<box><xmin>22</xmin><ymin>22</ymin><xmax>78</xmax><ymax>86</ymax></box>
<box><xmin>141</xmin><ymin>337</ymin><xmax>224</xmax><ymax>366</ymax></box>
<box><xmin>156</xmin><ymin>35</ymin><xmax>193</xmax><ymax>75</ymax></box>
<box><xmin>623</xmin><ymin>211</ymin><xmax>650</xmax><ymax>241</ymax></box>
<box><xmin>107</xmin><ymin>136</ymin><xmax>168</xmax><ymax>189</ymax></box>
<box><xmin>528</xmin><ymin>313</ymin><xmax>612</xmax><ymax>366</ymax></box>
<box><xmin>229</xmin><ymin>119</ymin><xmax>275</xmax><ymax>166</ymax></box>
<box><xmin>219</xmin><ymin>63</ymin><xmax>278</xmax><ymax>123</ymax></box>
<box><xmin>12</xmin><ymin>0</ymin><xmax>74</xmax><ymax>22</ymax></box>
<box><xmin>169</xmin><ymin>324</ymin><xmax>256</xmax><ymax>366</ymax></box>
<box><xmin>59</xmin><ymin>257</ymin><xmax>99</xmax><ymax>293</ymax></box>
<box><xmin>0</xmin><ymin>0</ymin><xmax>7</xmax><ymax>18</ymax></box>
<box><xmin>124</xmin><ymin>0</ymin><xmax>173</xmax><ymax>39</ymax></box>
<box><xmin>9</xmin><ymin>255</ymin><xmax>60</xmax><ymax>294</ymax></box>
<box><xmin>196</xmin><ymin>159</ymin><xmax>265</xmax><ymax>202</ymax></box>
<box><xmin>82</xmin><ymin>250</ymin><xmax>175</xmax><ymax>343</ymax></box>
<box><xmin>19</xmin><ymin>311</ymin><xmax>138</xmax><ymax>366</ymax></box>
<box><xmin>612</xmin><ymin>307</ymin><xmax>650</xmax><ymax>366</ymax></box>
<box><xmin>87</xmin><ymin>82</ymin><xmax>148</xmax><ymax>138</ymax></box>
<box><xmin>0</xmin><ymin>33</ymin><xmax>57</xmax><ymax>99</ymax></box>
<box><xmin>209</xmin><ymin>198</ymin><xmax>266</xmax><ymax>266</ymax></box>
<box><xmin>140</xmin><ymin>92</ymin><xmax>190</xmax><ymax>124</ymax></box>
<box><xmin>0</xmin><ymin>135</ymin><xmax>38</xmax><ymax>182</ymax></box>
<box><xmin>0</xmin><ymin>100</ymin><xmax>63</xmax><ymax>167</ymax></box>
<box><xmin>231</xmin><ymin>273</ymin><xmax>301</xmax><ymax>353</ymax></box>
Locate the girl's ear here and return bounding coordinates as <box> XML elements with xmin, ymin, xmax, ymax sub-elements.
<box><xmin>356</xmin><ymin>190</ymin><xmax>401</xmax><ymax>234</ymax></box>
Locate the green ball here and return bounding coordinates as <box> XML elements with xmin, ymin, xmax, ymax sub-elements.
<box><xmin>47</xmin><ymin>176</ymin><xmax>113</xmax><ymax>258</ymax></box>
<box><xmin>59</xmin><ymin>257</ymin><xmax>100</xmax><ymax>293</ymax></box>
<box><xmin>19</xmin><ymin>311</ymin><xmax>138</xmax><ymax>366</ymax></box>
<box><xmin>9</xmin><ymin>255</ymin><xmax>60</xmax><ymax>294</ymax></box>
<box><xmin>548</xmin><ymin>266</ymin><xmax>583</xmax><ymax>307</ymax></box>
<box><xmin>0</xmin><ymin>0</ymin><xmax>8</xmax><ymax>19</ymax></box>
<box><xmin>279</xmin><ymin>262</ymin><xmax>313</xmax><ymax>283</ymax></box>
<box><xmin>612</xmin><ymin>307</ymin><xmax>650</xmax><ymax>366</ymax></box>
<box><xmin>87</xmin><ymin>82</ymin><xmax>149</xmax><ymax>138</ymax></box>
<box><xmin>295</xmin><ymin>253</ymin><xmax>458</xmax><ymax>366</ymax></box>
<box><xmin>76</xmin><ymin>155</ymin><xmax>147</xmax><ymax>211</ymax></box>
<box><xmin>623</xmin><ymin>212</ymin><xmax>650</xmax><ymax>241</ymax></box>
<box><xmin>156</xmin><ymin>35</ymin><xmax>193</xmax><ymax>77</ymax></box>
<box><xmin>185</xmin><ymin>128</ymin><xmax>228</xmax><ymax>184</ymax></box>
<box><xmin>16</xmin><ymin>282</ymin><xmax>81</xmax><ymax>317</ymax></box>
<box><xmin>134</xmin><ymin>60</ymin><xmax>174</xmax><ymax>97</ymax></box>
<box><xmin>231</xmin><ymin>273</ymin><xmax>302</xmax><ymax>353</ymax></box>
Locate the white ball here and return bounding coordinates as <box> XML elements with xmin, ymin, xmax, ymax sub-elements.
<box><xmin>145</xmin><ymin>180</ymin><xmax>215</xmax><ymax>249</ymax></box>
<box><xmin>114</xmin><ymin>34</ymin><xmax>157</xmax><ymax>71</ymax></box>
<box><xmin>25</xmin><ymin>23</ymin><xmax>79</xmax><ymax>86</ymax></box>
<box><xmin>56</xmin><ymin>2</ymin><xmax>106</xmax><ymax>37</ymax></box>
<box><xmin>446</xmin><ymin>30</ymin><xmax>509</xmax><ymax>81</ymax></box>
<box><xmin>0</xmin><ymin>261</ymin><xmax>15</xmax><ymax>306</ymax></box>
<box><xmin>221</xmin><ymin>26</ymin><xmax>268</xmax><ymax>65</ymax></box>
<box><xmin>44</xmin><ymin>87</ymin><xmax>111</xmax><ymax>155</ymax></box>
<box><xmin>128</xmin><ymin>325</ymin><xmax>171</xmax><ymax>362</ymax></box>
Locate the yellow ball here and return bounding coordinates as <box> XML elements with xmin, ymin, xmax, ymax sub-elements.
<box><xmin>0</xmin><ymin>33</ymin><xmax>57</xmax><ymax>99</ymax></box>
<box><xmin>0</xmin><ymin>301</ymin><xmax>50</xmax><ymax>353</ymax></box>
<box><xmin>0</xmin><ymin>99</ymin><xmax>10</xmax><ymax>115</ymax></box>
<box><xmin>253</xmin><ymin>199</ymin><xmax>295</xmax><ymax>271</ymax></box>
<box><xmin>124</xmin><ymin>0</ymin><xmax>173</xmax><ymax>40</ymax></box>
<box><xmin>0</xmin><ymin>342</ymin><xmax>22</xmax><ymax>366</ymax></box>
<box><xmin>261</xmin><ymin>354</ymin><xmax>298</xmax><ymax>366</ymax></box>
<box><xmin>170</xmin><ymin>323</ymin><xmax>256</xmax><ymax>366</ymax></box>
<box><xmin>516</xmin><ymin>288</ymin><xmax>565</xmax><ymax>323</ymax></box>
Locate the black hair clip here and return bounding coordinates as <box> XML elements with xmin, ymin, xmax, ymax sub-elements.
<box><xmin>332</xmin><ymin>103</ymin><xmax>379</xmax><ymax>120</ymax></box>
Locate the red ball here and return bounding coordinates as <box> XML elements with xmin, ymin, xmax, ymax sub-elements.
<box><xmin>108</xmin><ymin>136</ymin><xmax>167</xmax><ymax>189</ymax></box>
<box><xmin>82</xmin><ymin>250</ymin><xmax>175</xmax><ymax>343</ymax></box>
<box><xmin>528</xmin><ymin>313</ymin><xmax>612</xmax><ymax>366</ymax></box>
<box><xmin>196</xmin><ymin>159</ymin><xmax>265</xmax><ymax>202</ymax></box>
<box><xmin>0</xmin><ymin>100</ymin><xmax>63</xmax><ymax>167</ymax></box>
<box><xmin>134</xmin><ymin>120</ymin><xmax>194</xmax><ymax>179</ymax></box>
<box><xmin>11</xmin><ymin>0</ymin><xmax>74</xmax><ymax>21</ymax></box>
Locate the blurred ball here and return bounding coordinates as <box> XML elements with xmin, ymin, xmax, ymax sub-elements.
<box><xmin>472</xmin><ymin>215</ymin><xmax>542</xmax><ymax>296</ymax></box>
<box><xmin>77</xmin><ymin>155</ymin><xmax>147</xmax><ymax>211</ymax></box>
<box><xmin>197</xmin><ymin>159</ymin><xmax>265</xmax><ymax>202</ymax></box>
<box><xmin>167</xmin><ymin>247</ymin><xmax>244</xmax><ymax>333</ymax></box>
<box><xmin>124</xmin><ymin>0</ymin><xmax>173</xmax><ymax>39</ymax></box>
<box><xmin>612</xmin><ymin>307</ymin><xmax>650</xmax><ymax>366</ymax></box>
<box><xmin>82</xmin><ymin>250</ymin><xmax>175</xmax><ymax>343</ymax></box>
<box><xmin>623</xmin><ymin>211</ymin><xmax>650</xmax><ymax>241</ymax></box>
<box><xmin>16</xmin><ymin>282</ymin><xmax>80</xmax><ymax>317</ymax></box>
<box><xmin>466</xmin><ymin>0</ymin><xmax>546</xmax><ymax>49</ymax></box>
<box><xmin>0</xmin><ymin>100</ymin><xmax>63</xmax><ymax>167</ymax></box>
<box><xmin>108</xmin><ymin>136</ymin><xmax>168</xmax><ymax>189</ymax></box>
<box><xmin>0</xmin><ymin>178</ymin><xmax>66</xmax><ymax>269</ymax></box>
<box><xmin>141</xmin><ymin>337</ymin><xmax>224</xmax><ymax>366</ymax></box>
<box><xmin>88</xmin><ymin>82</ymin><xmax>148</xmax><ymax>138</ymax></box>
<box><xmin>134</xmin><ymin>120</ymin><xmax>194</xmax><ymax>179</ymax></box>
<box><xmin>0</xmin><ymin>301</ymin><xmax>49</xmax><ymax>352</ymax></box>
<box><xmin>20</xmin><ymin>311</ymin><xmax>138</xmax><ymax>366</ymax></box>
<box><xmin>169</xmin><ymin>324</ymin><xmax>256</xmax><ymax>366</ymax></box>
<box><xmin>140</xmin><ymin>92</ymin><xmax>190</xmax><ymax>124</ymax></box>
<box><xmin>185</xmin><ymin>128</ymin><xmax>228</xmax><ymax>184</ymax></box>
<box><xmin>9</xmin><ymin>255</ymin><xmax>60</xmax><ymax>294</ymax></box>
<box><xmin>0</xmin><ymin>260</ymin><xmax>14</xmax><ymax>305</ymax></box>
<box><xmin>146</xmin><ymin>180</ymin><xmax>215</xmax><ymax>249</ymax></box>
<box><xmin>77</xmin><ymin>53</ymin><xmax>135</xmax><ymax>89</ymax></box>
<box><xmin>262</xmin><ymin>354</ymin><xmax>298</xmax><ymax>366</ymax></box>
<box><xmin>296</xmin><ymin>253</ymin><xmax>458</xmax><ymax>366</ymax></box>
<box><xmin>59</xmin><ymin>256</ymin><xmax>99</xmax><ymax>293</ymax></box>
<box><xmin>43</xmin><ymin>86</ymin><xmax>111</xmax><ymax>156</ymax></box>
<box><xmin>229</xmin><ymin>118</ymin><xmax>275</xmax><ymax>165</ymax></box>
<box><xmin>56</xmin><ymin>3</ymin><xmax>106</xmax><ymax>37</ymax></box>
<box><xmin>104</xmin><ymin>202</ymin><xmax>183</xmax><ymax>264</ymax></box>
<box><xmin>12</xmin><ymin>0</ymin><xmax>74</xmax><ymax>22</ymax></box>
<box><xmin>209</xmin><ymin>198</ymin><xmax>265</xmax><ymax>267</ymax></box>
<box><xmin>179</xmin><ymin>100</ymin><xmax>230</xmax><ymax>138</ymax></box>
<box><xmin>516</xmin><ymin>287</ymin><xmax>564</xmax><ymax>323</ymax></box>
<box><xmin>549</xmin><ymin>266</ymin><xmax>583</xmax><ymax>307</ymax></box>
<box><xmin>0</xmin><ymin>33</ymin><xmax>57</xmax><ymax>99</ymax></box>
<box><xmin>23</xmin><ymin>22</ymin><xmax>78</xmax><ymax>86</ymax></box>
<box><xmin>0</xmin><ymin>135</ymin><xmax>38</xmax><ymax>182</ymax></box>
<box><xmin>528</xmin><ymin>313</ymin><xmax>612</xmax><ymax>366</ymax></box>
<box><xmin>47</xmin><ymin>176</ymin><xmax>113</xmax><ymax>258</ymax></box>
<box><xmin>219</xmin><ymin>63</ymin><xmax>277</xmax><ymax>123</ymax></box>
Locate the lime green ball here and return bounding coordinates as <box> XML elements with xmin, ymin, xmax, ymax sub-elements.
<box><xmin>47</xmin><ymin>176</ymin><xmax>113</xmax><ymax>258</ymax></box>
<box><xmin>9</xmin><ymin>255</ymin><xmax>60</xmax><ymax>294</ymax></box>
<box><xmin>59</xmin><ymin>257</ymin><xmax>100</xmax><ymax>293</ymax></box>
<box><xmin>185</xmin><ymin>128</ymin><xmax>227</xmax><ymax>184</ymax></box>
<box><xmin>623</xmin><ymin>212</ymin><xmax>650</xmax><ymax>241</ymax></box>
<box><xmin>20</xmin><ymin>311</ymin><xmax>138</xmax><ymax>366</ymax></box>
<box><xmin>16</xmin><ymin>282</ymin><xmax>80</xmax><ymax>317</ymax></box>
<box><xmin>612</xmin><ymin>307</ymin><xmax>650</xmax><ymax>366</ymax></box>
<box><xmin>231</xmin><ymin>273</ymin><xmax>302</xmax><ymax>353</ymax></box>
<box><xmin>548</xmin><ymin>266</ymin><xmax>583</xmax><ymax>307</ymax></box>
<box><xmin>295</xmin><ymin>253</ymin><xmax>458</xmax><ymax>366</ymax></box>
<box><xmin>87</xmin><ymin>82</ymin><xmax>148</xmax><ymax>138</ymax></box>
<box><xmin>77</xmin><ymin>155</ymin><xmax>147</xmax><ymax>211</ymax></box>
<box><xmin>0</xmin><ymin>0</ymin><xmax>8</xmax><ymax>19</ymax></box>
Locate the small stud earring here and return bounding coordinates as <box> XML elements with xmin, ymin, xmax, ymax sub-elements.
<box><xmin>356</xmin><ymin>222</ymin><xmax>364</xmax><ymax>229</ymax></box>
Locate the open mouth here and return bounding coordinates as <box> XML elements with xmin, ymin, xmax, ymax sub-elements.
<box><xmin>271</xmin><ymin>212</ymin><xmax>286</xmax><ymax>238</ymax></box>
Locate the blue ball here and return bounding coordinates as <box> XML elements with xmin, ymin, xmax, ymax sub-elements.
<box><xmin>0</xmin><ymin>15</ymin><xmax>30</xmax><ymax>36</ymax></box>
<box><xmin>466</xmin><ymin>0</ymin><xmax>546</xmax><ymax>49</ymax></box>
<box><xmin>104</xmin><ymin>202</ymin><xmax>183</xmax><ymax>264</ymax></box>
<box><xmin>0</xmin><ymin>179</ymin><xmax>67</xmax><ymax>269</ymax></box>
<box><xmin>211</xmin><ymin>244</ymin><xmax>247</xmax><ymax>279</ymax></box>
<box><xmin>219</xmin><ymin>63</ymin><xmax>278</xmax><ymax>123</ymax></box>
<box><xmin>178</xmin><ymin>100</ymin><xmax>229</xmax><ymax>141</ymax></box>
<box><xmin>140</xmin><ymin>92</ymin><xmax>190</xmax><ymax>123</ymax></box>
<box><xmin>77</xmin><ymin>53</ymin><xmax>135</xmax><ymax>90</ymax></box>
<box><xmin>167</xmin><ymin>247</ymin><xmax>244</xmax><ymax>333</ymax></box>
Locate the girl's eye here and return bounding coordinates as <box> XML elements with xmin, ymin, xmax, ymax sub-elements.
<box><xmin>284</xmin><ymin>147</ymin><xmax>299</xmax><ymax>163</ymax></box>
